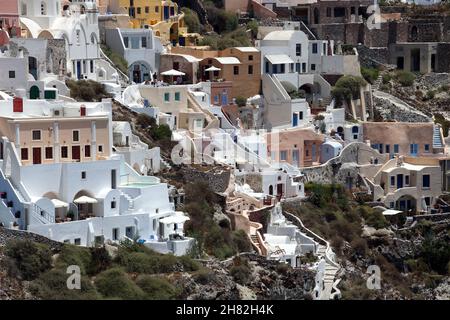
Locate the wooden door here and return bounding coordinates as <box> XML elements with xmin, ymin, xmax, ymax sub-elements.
<box><xmin>32</xmin><ymin>147</ymin><xmax>41</xmax><ymax>164</ymax></box>
<box><xmin>72</xmin><ymin>146</ymin><xmax>81</xmax><ymax>162</ymax></box>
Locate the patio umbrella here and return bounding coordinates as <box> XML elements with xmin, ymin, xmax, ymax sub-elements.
<box><xmin>204</xmin><ymin>66</ymin><xmax>221</xmax><ymax>72</ymax></box>
<box><xmin>160</xmin><ymin>69</ymin><xmax>185</xmax><ymax>84</ymax></box>
<box><xmin>74</xmin><ymin>195</ymin><xmax>98</xmax><ymax>204</ymax></box>
<box><xmin>204</xmin><ymin>66</ymin><xmax>221</xmax><ymax>81</ymax></box>
<box><xmin>51</xmin><ymin>199</ymin><xmax>69</xmax><ymax>208</ymax></box>
<box><xmin>160</xmin><ymin>69</ymin><xmax>185</xmax><ymax>76</ymax></box>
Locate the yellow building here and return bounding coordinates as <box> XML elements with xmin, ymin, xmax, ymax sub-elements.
<box><xmin>108</xmin><ymin>0</ymin><xmax>187</xmax><ymax>44</ymax></box>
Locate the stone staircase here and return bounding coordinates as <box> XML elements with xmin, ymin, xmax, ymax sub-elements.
<box><xmin>250</xmin><ymin>234</ymin><xmax>262</xmax><ymax>254</ymax></box>
<box><xmin>121</xmin><ymin>192</ymin><xmax>135</xmax><ymax>210</ymax></box>
<box><xmin>372</xmin><ymin>73</ymin><xmax>383</xmax><ymax>91</ymax></box>
<box><xmin>433</xmin><ymin>125</ymin><xmax>444</xmax><ymax>148</ymax></box>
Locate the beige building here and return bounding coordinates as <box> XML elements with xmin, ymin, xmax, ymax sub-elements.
<box><xmin>266</xmin><ymin>127</ymin><xmax>325</xmax><ymax>167</ymax></box>
<box><xmin>362</xmin><ymin>122</ymin><xmax>445</xmax><ymax>158</ymax></box>
<box><xmin>170</xmin><ymin>46</ymin><xmax>262</xmax><ymax>99</ymax></box>
<box><xmin>0</xmin><ymin>101</ymin><xmax>111</xmax><ymax>165</ymax></box>
<box><xmin>371</xmin><ymin>156</ymin><xmax>443</xmax><ymax>214</ymax></box>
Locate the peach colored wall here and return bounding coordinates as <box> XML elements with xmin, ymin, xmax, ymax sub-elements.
<box><xmin>267</xmin><ymin>129</ymin><xmax>325</xmax><ymax>167</ymax></box>
<box><xmin>362</xmin><ymin>122</ymin><xmax>434</xmax><ymax>157</ymax></box>
<box><xmin>3</xmin><ymin>118</ymin><xmax>110</xmax><ymax>165</ymax></box>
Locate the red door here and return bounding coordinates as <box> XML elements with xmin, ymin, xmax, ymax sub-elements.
<box><xmin>32</xmin><ymin>148</ymin><xmax>41</xmax><ymax>164</ymax></box>
<box><xmin>72</xmin><ymin>146</ymin><xmax>81</xmax><ymax>162</ymax></box>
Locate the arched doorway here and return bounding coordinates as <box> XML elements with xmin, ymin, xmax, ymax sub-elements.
<box><xmin>300</xmin><ymin>83</ymin><xmax>314</xmax><ymax>103</ymax></box>
<box><xmin>396</xmin><ymin>195</ymin><xmax>416</xmax><ymax>214</ymax></box>
<box><xmin>30</xmin><ymin>85</ymin><xmax>40</xmax><ymax>99</ymax></box>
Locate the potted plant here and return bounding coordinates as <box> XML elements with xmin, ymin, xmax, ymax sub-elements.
<box><xmin>66</xmin><ymin>210</ymin><xmax>75</xmax><ymax>221</ymax></box>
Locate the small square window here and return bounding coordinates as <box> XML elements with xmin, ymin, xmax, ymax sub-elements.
<box><xmin>164</xmin><ymin>92</ymin><xmax>170</xmax><ymax>102</ymax></box>
<box><xmin>61</xmin><ymin>146</ymin><xmax>68</xmax><ymax>158</ymax></box>
<box><xmin>21</xmin><ymin>148</ymin><xmax>28</xmax><ymax>160</ymax></box>
<box><xmin>233</xmin><ymin>66</ymin><xmax>239</xmax><ymax>75</ymax></box>
<box><xmin>73</xmin><ymin>130</ymin><xmax>79</xmax><ymax>142</ymax></box>
<box><xmin>249</xmin><ymin>55</ymin><xmax>253</xmax><ymax>61</ymax></box>
<box><xmin>248</xmin><ymin>65</ymin><xmax>253</xmax><ymax>75</ymax></box>
<box><xmin>81</xmin><ymin>171</ymin><xmax>87</xmax><ymax>180</ymax></box>
<box><xmin>74</xmin><ymin>238</ymin><xmax>81</xmax><ymax>245</ymax></box>
<box><xmin>111</xmin><ymin>201</ymin><xmax>116</xmax><ymax>209</ymax></box>
<box><xmin>9</xmin><ymin>71</ymin><xmax>15</xmax><ymax>78</ymax></box>
<box><xmin>424</xmin><ymin>144</ymin><xmax>430</xmax><ymax>152</ymax></box>
<box><xmin>98</xmin><ymin>145</ymin><xmax>103</xmax><ymax>153</ymax></box>
<box><xmin>85</xmin><ymin>145</ymin><xmax>91</xmax><ymax>157</ymax></box>
<box><xmin>311</xmin><ymin>64</ymin><xmax>316</xmax><ymax>71</ymax></box>
<box><xmin>174</xmin><ymin>92</ymin><xmax>180</xmax><ymax>101</ymax></box>
<box><xmin>45</xmin><ymin>147</ymin><xmax>53</xmax><ymax>159</ymax></box>
<box><xmin>145</xmin><ymin>6</ymin><xmax>149</xmax><ymax>13</ymax></box>
<box><xmin>32</xmin><ymin>130</ymin><xmax>41</xmax><ymax>141</ymax></box>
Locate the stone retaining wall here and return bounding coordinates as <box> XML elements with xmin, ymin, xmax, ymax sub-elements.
<box><xmin>0</xmin><ymin>227</ymin><xmax>63</xmax><ymax>250</ymax></box>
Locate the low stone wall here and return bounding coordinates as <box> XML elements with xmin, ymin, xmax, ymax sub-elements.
<box><xmin>0</xmin><ymin>227</ymin><xmax>63</xmax><ymax>250</ymax></box>
<box><xmin>181</xmin><ymin>166</ymin><xmax>231</xmax><ymax>194</ymax></box>
<box><xmin>302</xmin><ymin>143</ymin><xmax>386</xmax><ymax>185</ymax></box>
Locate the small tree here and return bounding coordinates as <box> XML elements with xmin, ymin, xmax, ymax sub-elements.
<box><xmin>395</xmin><ymin>71</ymin><xmax>416</xmax><ymax>87</ymax></box>
<box><xmin>235</xmin><ymin>96</ymin><xmax>247</xmax><ymax>107</ymax></box>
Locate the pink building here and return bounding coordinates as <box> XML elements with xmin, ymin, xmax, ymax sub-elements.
<box><xmin>0</xmin><ymin>0</ymin><xmax>21</xmax><ymax>44</ymax></box>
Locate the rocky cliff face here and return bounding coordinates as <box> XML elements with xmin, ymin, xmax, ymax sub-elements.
<box><xmin>176</xmin><ymin>254</ymin><xmax>316</xmax><ymax>300</ymax></box>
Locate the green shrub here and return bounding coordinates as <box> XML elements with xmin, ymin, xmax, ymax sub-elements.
<box><xmin>424</xmin><ymin>90</ymin><xmax>436</xmax><ymax>101</ymax></box>
<box><xmin>331</xmin><ymin>76</ymin><xmax>367</xmax><ymax>106</ymax></box>
<box><xmin>276</xmin><ymin>262</ymin><xmax>290</xmax><ymax>274</ymax></box>
<box><xmin>5</xmin><ymin>240</ymin><xmax>52</xmax><ymax>281</ymax></box>
<box><xmin>182</xmin><ymin>7</ymin><xmax>201</xmax><ymax>33</ymax></box>
<box><xmin>55</xmin><ymin>245</ymin><xmax>92</xmax><ymax>275</ymax></box>
<box><xmin>136</xmin><ymin>275</ymin><xmax>180</xmax><ymax>299</ymax></box>
<box><xmin>364</xmin><ymin>210</ymin><xmax>389</xmax><ymax>229</ymax></box>
<box><xmin>361</xmin><ymin>67</ymin><xmax>379</xmax><ymax>84</ymax></box>
<box><xmin>136</xmin><ymin>113</ymin><xmax>156</xmax><ymax>128</ymax></box>
<box><xmin>30</xmin><ymin>268</ymin><xmax>100</xmax><ymax>300</ymax></box>
<box><xmin>66</xmin><ymin>80</ymin><xmax>111</xmax><ymax>102</ymax></box>
<box><xmin>382</xmin><ymin>73</ymin><xmax>392</xmax><ymax>84</ymax></box>
<box><xmin>150</xmin><ymin>124</ymin><xmax>172</xmax><ymax>141</ymax></box>
<box><xmin>420</xmin><ymin>236</ymin><xmax>450</xmax><ymax>275</ymax></box>
<box><xmin>101</xmin><ymin>45</ymin><xmax>128</xmax><ymax>75</ymax></box>
<box><xmin>88</xmin><ymin>247</ymin><xmax>112</xmax><ymax>275</ymax></box>
<box><xmin>350</xmin><ymin>238</ymin><xmax>368</xmax><ymax>257</ymax></box>
<box><xmin>395</xmin><ymin>71</ymin><xmax>416</xmax><ymax>87</ymax></box>
<box><xmin>230</xmin><ymin>264</ymin><xmax>252</xmax><ymax>285</ymax></box>
<box><xmin>235</xmin><ymin>96</ymin><xmax>247</xmax><ymax>107</ymax></box>
<box><xmin>95</xmin><ymin>268</ymin><xmax>145</xmax><ymax>300</ymax></box>
<box><xmin>232</xmin><ymin>230</ymin><xmax>253</xmax><ymax>253</ymax></box>
<box><xmin>178</xmin><ymin>255</ymin><xmax>201</xmax><ymax>272</ymax></box>
<box><xmin>193</xmin><ymin>268</ymin><xmax>216</xmax><ymax>285</ymax></box>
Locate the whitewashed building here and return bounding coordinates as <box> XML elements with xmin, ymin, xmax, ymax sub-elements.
<box><xmin>0</xmin><ymin>94</ymin><xmax>193</xmax><ymax>255</ymax></box>
<box><xmin>105</xmin><ymin>28</ymin><xmax>164</xmax><ymax>84</ymax></box>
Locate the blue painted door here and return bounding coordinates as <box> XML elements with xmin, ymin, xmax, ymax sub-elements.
<box><xmin>77</xmin><ymin>61</ymin><xmax>82</xmax><ymax>80</ymax></box>
<box><xmin>164</xmin><ymin>6</ymin><xmax>169</xmax><ymax>20</ymax></box>
<box><xmin>293</xmin><ymin>113</ymin><xmax>298</xmax><ymax>127</ymax></box>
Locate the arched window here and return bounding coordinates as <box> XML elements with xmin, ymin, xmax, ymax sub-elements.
<box><xmin>41</xmin><ymin>1</ymin><xmax>47</xmax><ymax>15</ymax></box>
<box><xmin>352</xmin><ymin>126</ymin><xmax>359</xmax><ymax>133</ymax></box>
